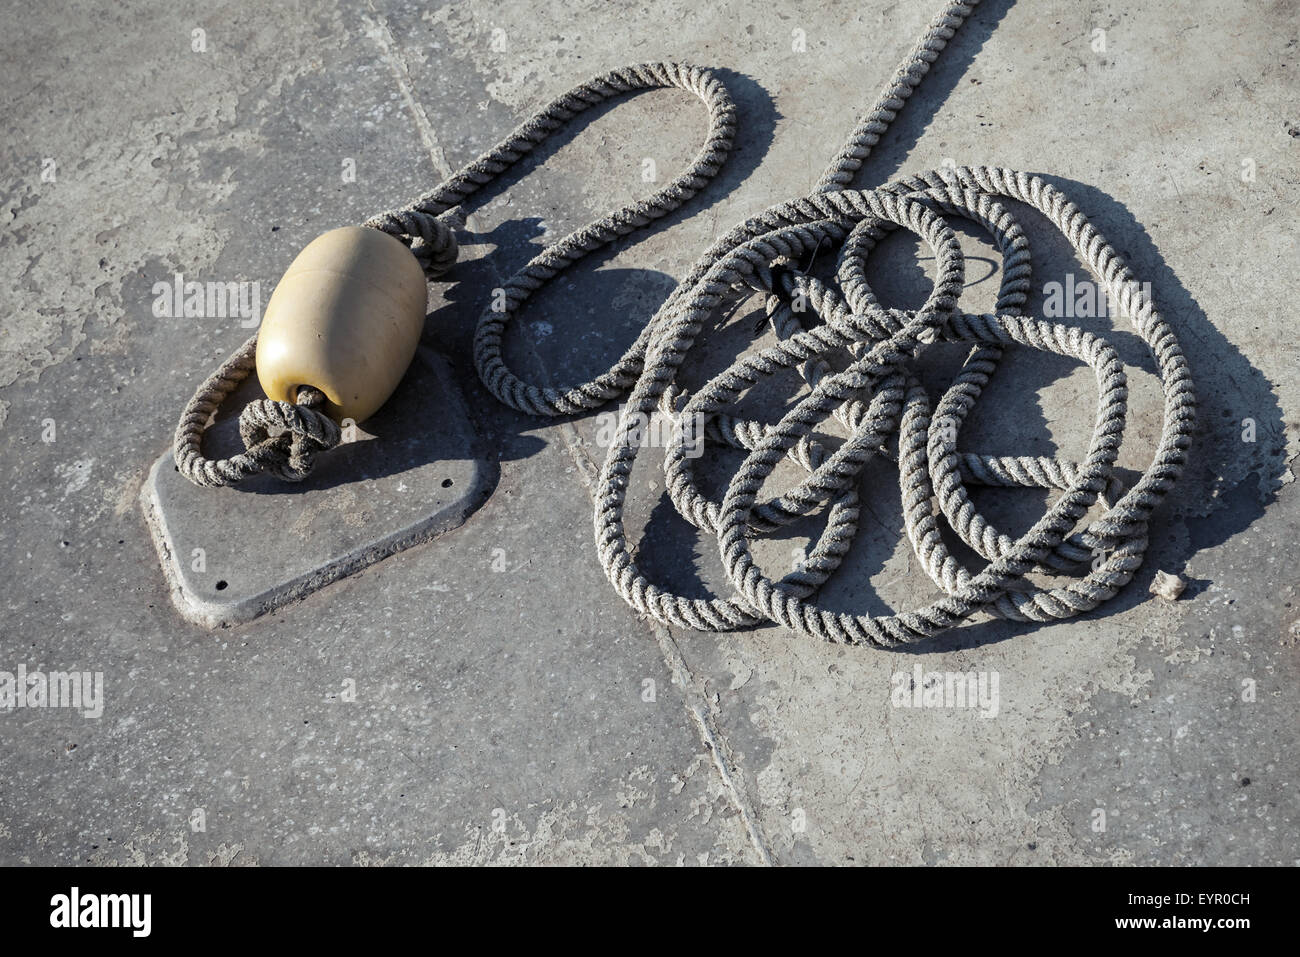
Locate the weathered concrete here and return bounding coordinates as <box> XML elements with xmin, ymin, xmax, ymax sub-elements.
<box><xmin>0</xmin><ymin>0</ymin><xmax>1296</xmax><ymax>865</ymax></box>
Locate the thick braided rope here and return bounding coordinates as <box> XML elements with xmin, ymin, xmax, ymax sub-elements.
<box><xmin>582</xmin><ymin>0</ymin><xmax>1192</xmax><ymax>643</ymax></box>
<box><xmin>592</xmin><ymin>163</ymin><xmax>1193</xmax><ymax>642</ymax></box>
<box><xmin>169</xmin><ymin>0</ymin><xmax>1196</xmax><ymax>648</ymax></box>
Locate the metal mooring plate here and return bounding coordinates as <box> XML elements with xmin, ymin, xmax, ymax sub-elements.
<box><xmin>142</xmin><ymin>347</ymin><xmax>493</xmax><ymax>628</ymax></box>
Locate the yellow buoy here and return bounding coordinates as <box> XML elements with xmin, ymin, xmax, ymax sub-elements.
<box><xmin>255</xmin><ymin>226</ymin><xmax>427</xmax><ymax>423</ymax></box>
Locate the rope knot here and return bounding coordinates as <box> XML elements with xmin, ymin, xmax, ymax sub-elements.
<box><xmin>236</xmin><ymin>388</ymin><xmax>342</xmax><ymax>482</ymax></box>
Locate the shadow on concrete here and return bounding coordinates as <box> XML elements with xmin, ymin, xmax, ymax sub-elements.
<box><xmin>200</xmin><ymin>67</ymin><xmax>783</xmax><ymax>499</ymax></box>
<box><xmin>861</xmin><ymin>0</ymin><xmax>1019</xmax><ymax>184</ymax></box>
<box><xmin>416</xmin><ymin>68</ymin><xmax>783</xmax><ymax>483</ymax></box>
<box><xmin>189</xmin><ymin>346</ymin><xmax>508</xmax><ymax>497</ymax></box>
<box><xmin>591</xmin><ymin>174</ymin><xmax>1280</xmax><ymax>654</ymax></box>
<box><xmin>895</xmin><ymin>174</ymin><xmax>1284</xmax><ymax>654</ymax></box>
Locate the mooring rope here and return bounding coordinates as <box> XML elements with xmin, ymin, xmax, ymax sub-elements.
<box><xmin>171</xmin><ymin>0</ymin><xmax>1195</xmax><ymax>646</ymax></box>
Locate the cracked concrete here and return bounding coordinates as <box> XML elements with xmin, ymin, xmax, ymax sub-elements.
<box><xmin>1</xmin><ymin>0</ymin><xmax>1297</xmax><ymax>865</ymax></box>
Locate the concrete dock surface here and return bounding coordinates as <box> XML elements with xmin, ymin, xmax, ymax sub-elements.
<box><xmin>1</xmin><ymin>0</ymin><xmax>1297</xmax><ymax>865</ymax></box>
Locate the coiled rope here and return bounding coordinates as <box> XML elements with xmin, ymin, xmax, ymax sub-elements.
<box><xmin>171</xmin><ymin>0</ymin><xmax>1195</xmax><ymax>646</ymax></box>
